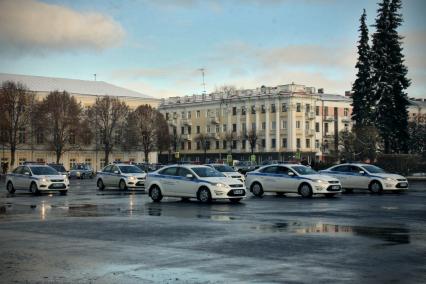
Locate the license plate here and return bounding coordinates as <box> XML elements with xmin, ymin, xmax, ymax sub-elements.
<box><xmin>51</xmin><ymin>183</ymin><xmax>63</xmax><ymax>188</ymax></box>
<box><xmin>399</xmin><ymin>182</ymin><xmax>407</xmax><ymax>187</ymax></box>
<box><xmin>332</xmin><ymin>185</ymin><xmax>340</xmax><ymax>190</ymax></box>
<box><xmin>233</xmin><ymin>189</ymin><xmax>243</xmax><ymax>195</ymax></box>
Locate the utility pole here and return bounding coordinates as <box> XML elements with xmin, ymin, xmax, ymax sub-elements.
<box><xmin>198</xmin><ymin>68</ymin><xmax>206</xmax><ymax>94</ymax></box>
<box><xmin>94</xmin><ymin>74</ymin><xmax>97</xmax><ymax>81</ymax></box>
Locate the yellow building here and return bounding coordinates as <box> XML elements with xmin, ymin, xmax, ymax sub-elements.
<box><xmin>0</xmin><ymin>73</ymin><xmax>160</xmax><ymax>171</ymax></box>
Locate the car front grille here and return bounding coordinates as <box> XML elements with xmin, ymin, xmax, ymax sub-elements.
<box><xmin>137</xmin><ymin>177</ymin><xmax>145</xmax><ymax>180</ymax></box>
<box><xmin>51</xmin><ymin>179</ymin><xmax>64</xmax><ymax>182</ymax></box>
<box><xmin>397</xmin><ymin>179</ymin><xmax>406</xmax><ymax>181</ymax></box>
<box><xmin>326</xmin><ymin>185</ymin><xmax>341</xmax><ymax>191</ymax></box>
<box><xmin>231</xmin><ymin>176</ymin><xmax>241</xmax><ymax>178</ymax></box>
<box><xmin>48</xmin><ymin>183</ymin><xmax>66</xmax><ymax>189</ymax></box>
<box><xmin>328</xmin><ymin>181</ymin><xmax>339</xmax><ymax>184</ymax></box>
<box><xmin>229</xmin><ymin>184</ymin><xmax>244</xmax><ymax>188</ymax></box>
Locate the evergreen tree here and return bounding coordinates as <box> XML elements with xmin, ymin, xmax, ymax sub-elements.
<box><xmin>351</xmin><ymin>9</ymin><xmax>373</xmax><ymax>127</ymax></box>
<box><xmin>371</xmin><ymin>0</ymin><xmax>410</xmax><ymax>153</ymax></box>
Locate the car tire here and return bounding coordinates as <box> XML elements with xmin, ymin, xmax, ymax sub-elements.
<box><xmin>119</xmin><ymin>179</ymin><xmax>127</xmax><ymax>191</ymax></box>
<box><xmin>251</xmin><ymin>182</ymin><xmax>264</xmax><ymax>197</ymax></box>
<box><xmin>369</xmin><ymin>181</ymin><xmax>383</xmax><ymax>194</ymax></box>
<box><xmin>197</xmin><ymin>187</ymin><xmax>212</xmax><ymax>203</ymax></box>
<box><xmin>150</xmin><ymin>185</ymin><xmax>163</xmax><ymax>202</ymax></box>
<box><xmin>30</xmin><ymin>182</ymin><xmax>40</xmax><ymax>195</ymax></box>
<box><xmin>229</xmin><ymin>198</ymin><xmax>242</xmax><ymax>203</ymax></box>
<box><xmin>324</xmin><ymin>193</ymin><xmax>336</xmax><ymax>198</ymax></box>
<box><xmin>299</xmin><ymin>183</ymin><xmax>313</xmax><ymax>198</ymax></box>
<box><xmin>6</xmin><ymin>182</ymin><xmax>15</xmax><ymax>194</ymax></box>
<box><xmin>97</xmin><ymin>179</ymin><xmax>105</xmax><ymax>191</ymax></box>
<box><xmin>60</xmin><ymin>190</ymin><xmax>67</xmax><ymax>196</ymax></box>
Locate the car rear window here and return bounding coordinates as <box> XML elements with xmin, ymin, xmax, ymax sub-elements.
<box><xmin>30</xmin><ymin>166</ymin><xmax>59</xmax><ymax>175</ymax></box>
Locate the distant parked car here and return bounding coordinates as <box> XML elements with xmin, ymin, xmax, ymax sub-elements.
<box><xmin>135</xmin><ymin>163</ymin><xmax>165</xmax><ymax>173</ymax></box>
<box><xmin>319</xmin><ymin>163</ymin><xmax>408</xmax><ymax>193</ymax></box>
<box><xmin>69</xmin><ymin>164</ymin><xmax>94</xmax><ymax>179</ymax></box>
<box><xmin>47</xmin><ymin>163</ymin><xmax>69</xmax><ymax>177</ymax></box>
<box><xmin>97</xmin><ymin>163</ymin><xmax>146</xmax><ymax>190</ymax></box>
<box><xmin>233</xmin><ymin>161</ymin><xmax>257</xmax><ymax>174</ymax></box>
<box><xmin>206</xmin><ymin>163</ymin><xmax>245</xmax><ymax>182</ymax></box>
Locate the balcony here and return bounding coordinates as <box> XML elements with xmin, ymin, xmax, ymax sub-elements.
<box><xmin>305</xmin><ymin>129</ymin><xmax>315</xmax><ymax>136</ymax></box>
<box><xmin>324</xmin><ymin>116</ymin><xmax>335</xmax><ymax>121</ymax></box>
<box><xmin>305</xmin><ymin>112</ymin><xmax>315</xmax><ymax>120</ymax></box>
<box><xmin>209</xmin><ymin>114</ymin><xmax>220</xmax><ymax>124</ymax></box>
<box><xmin>212</xmin><ymin>133</ymin><xmax>221</xmax><ymax>140</ymax></box>
<box><xmin>181</xmin><ymin>118</ymin><xmax>192</xmax><ymax>126</ymax></box>
<box><xmin>182</xmin><ymin>134</ymin><xmax>192</xmax><ymax>140</ymax></box>
<box><xmin>341</xmin><ymin>116</ymin><xmax>351</xmax><ymax>123</ymax></box>
<box><xmin>324</xmin><ymin>132</ymin><xmax>335</xmax><ymax>138</ymax></box>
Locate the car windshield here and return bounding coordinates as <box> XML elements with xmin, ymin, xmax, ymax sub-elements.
<box><xmin>119</xmin><ymin>165</ymin><xmax>143</xmax><ymax>173</ymax></box>
<box><xmin>362</xmin><ymin>165</ymin><xmax>387</xmax><ymax>174</ymax></box>
<box><xmin>192</xmin><ymin>167</ymin><xmax>225</xmax><ymax>177</ymax></box>
<box><xmin>74</xmin><ymin>165</ymin><xmax>88</xmax><ymax>170</ymax></box>
<box><xmin>213</xmin><ymin>165</ymin><xmax>235</xmax><ymax>172</ymax></box>
<box><xmin>291</xmin><ymin>166</ymin><xmax>317</xmax><ymax>175</ymax></box>
<box><xmin>50</xmin><ymin>165</ymin><xmax>66</xmax><ymax>172</ymax></box>
<box><xmin>31</xmin><ymin>166</ymin><xmax>59</xmax><ymax>175</ymax></box>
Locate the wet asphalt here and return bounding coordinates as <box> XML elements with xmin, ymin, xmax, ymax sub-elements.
<box><xmin>0</xmin><ymin>179</ymin><xmax>425</xmax><ymax>284</ymax></box>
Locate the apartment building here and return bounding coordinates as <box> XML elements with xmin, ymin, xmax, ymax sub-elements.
<box><xmin>0</xmin><ymin>73</ymin><xmax>160</xmax><ymax>170</ymax></box>
<box><xmin>159</xmin><ymin>83</ymin><xmax>352</xmax><ymax>163</ymax></box>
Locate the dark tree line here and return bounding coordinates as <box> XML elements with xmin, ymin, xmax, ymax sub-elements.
<box><xmin>351</xmin><ymin>0</ymin><xmax>411</xmax><ymax>155</ymax></box>
<box><xmin>0</xmin><ymin>81</ymin><xmax>170</xmax><ymax>167</ymax></box>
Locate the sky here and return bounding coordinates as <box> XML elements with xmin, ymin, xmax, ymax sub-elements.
<box><xmin>0</xmin><ymin>0</ymin><xmax>425</xmax><ymax>99</ymax></box>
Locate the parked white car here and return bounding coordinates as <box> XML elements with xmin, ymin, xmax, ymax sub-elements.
<box><xmin>206</xmin><ymin>164</ymin><xmax>245</xmax><ymax>182</ymax></box>
<box><xmin>145</xmin><ymin>164</ymin><xmax>246</xmax><ymax>203</ymax></box>
<box><xmin>245</xmin><ymin>164</ymin><xmax>342</xmax><ymax>198</ymax></box>
<box><xmin>319</xmin><ymin>163</ymin><xmax>408</xmax><ymax>193</ymax></box>
<box><xmin>6</xmin><ymin>164</ymin><xmax>69</xmax><ymax>195</ymax></box>
<box><xmin>97</xmin><ymin>163</ymin><xmax>146</xmax><ymax>190</ymax></box>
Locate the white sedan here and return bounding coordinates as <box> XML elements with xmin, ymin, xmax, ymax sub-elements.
<box><xmin>97</xmin><ymin>163</ymin><xmax>146</xmax><ymax>190</ymax></box>
<box><xmin>6</xmin><ymin>164</ymin><xmax>69</xmax><ymax>195</ymax></box>
<box><xmin>145</xmin><ymin>165</ymin><xmax>246</xmax><ymax>203</ymax></box>
<box><xmin>319</xmin><ymin>163</ymin><xmax>408</xmax><ymax>193</ymax></box>
<box><xmin>206</xmin><ymin>164</ymin><xmax>245</xmax><ymax>182</ymax></box>
<box><xmin>245</xmin><ymin>164</ymin><xmax>342</xmax><ymax>198</ymax></box>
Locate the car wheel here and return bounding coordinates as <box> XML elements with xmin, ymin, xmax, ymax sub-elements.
<box><xmin>60</xmin><ymin>190</ymin><xmax>67</xmax><ymax>196</ymax></box>
<box><xmin>30</xmin><ymin>182</ymin><xmax>40</xmax><ymax>195</ymax></box>
<box><xmin>299</xmin><ymin>183</ymin><xmax>313</xmax><ymax>198</ymax></box>
<box><xmin>229</xmin><ymin>198</ymin><xmax>242</xmax><ymax>203</ymax></box>
<box><xmin>150</xmin><ymin>185</ymin><xmax>163</xmax><ymax>202</ymax></box>
<box><xmin>369</xmin><ymin>181</ymin><xmax>383</xmax><ymax>194</ymax></box>
<box><xmin>325</xmin><ymin>193</ymin><xmax>336</xmax><ymax>198</ymax></box>
<box><xmin>251</xmin><ymin>182</ymin><xmax>264</xmax><ymax>197</ymax></box>
<box><xmin>197</xmin><ymin>187</ymin><xmax>212</xmax><ymax>203</ymax></box>
<box><xmin>6</xmin><ymin>182</ymin><xmax>15</xmax><ymax>194</ymax></box>
<box><xmin>97</xmin><ymin>179</ymin><xmax>105</xmax><ymax>191</ymax></box>
<box><xmin>119</xmin><ymin>179</ymin><xmax>127</xmax><ymax>190</ymax></box>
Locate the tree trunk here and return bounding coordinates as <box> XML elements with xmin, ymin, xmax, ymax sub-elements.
<box><xmin>144</xmin><ymin>151</ymin><xmax>149</xmax><ymax>163</ymax></box>
<box><xmin>203</xmin><ymin>149</ymin><xmax>207</xmax><ymax>164</ymax></box>
<box><xmin>104</xmin><ymin>148</ymin><xmax>110</xmax><ymax>165</ymax></box>
<box><xmin>56</xmin><ymin>149</ymin><xmax>62</xmax><ymax>164</ymax></box>
<box><xmin>10</xmin><ymin>146</ymin><xmax>16</xmax><ymax>168</ymax></box>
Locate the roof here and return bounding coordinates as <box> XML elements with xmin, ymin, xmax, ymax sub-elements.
<box><xmin>0</xmin><ymin>73</ymin><xmax>153</xmax><ymax>99</ymax></box>
<box><xmin>319</xmin><ymin>93</ymin><xmax>352</xmax><ymax>102</ymax></box>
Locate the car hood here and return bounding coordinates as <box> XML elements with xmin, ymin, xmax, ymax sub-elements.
<box><xmin>122</xmin><ymin>173</ymin><xmax>146</xmax><ymax>178</ymax></box>
<box><xmin>222</xmin><ymin>172</ymin><xmax>243</xmax><ymax>177</ymax></box>
<box><xmin>37</xmin><ymin>175</ymin><xmax>66</xmax><ymax>180</ymax></box>
<box><xmin>367</xmin><ymin>173</ymin><xmax>405</xmax><ymax>179</ymax></box>
<box><xmin>301</xmin><ymin>174</ymin><xmax>340</xmax><ymax>182</ymax></box>
<box><xmin>198</xmin><ymin>177</ymin><xmax>244</xmax><ymax>185</ymax></box>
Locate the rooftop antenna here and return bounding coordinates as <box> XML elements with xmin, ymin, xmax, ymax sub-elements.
<box><xmin>94</xmin><ymin>74</ymin><xmax>97</xmax><ymax>81</ymax></box>
<box><xmin>198</xmin><ymin>68</ymin><xmax>206</xmax><ymax>94</ymax></box>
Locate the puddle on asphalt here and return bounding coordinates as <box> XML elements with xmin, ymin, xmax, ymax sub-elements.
<box><xmin>250</xmin><ymin>222</ymin><xmax>410</xmax><ymax>245</ymax></box>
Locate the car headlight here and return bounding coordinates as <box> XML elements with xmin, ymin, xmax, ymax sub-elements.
<box><xmin>384</xmin><ymin>177</ymin><xmax>395</xmax><ymax>181</ymax></box>
<box><xmin>314</xmin><ymin>179</ymin><xmax>327</xmax><ymax>183</ymax></box>
<box><xmin>128</xmin><ymin>176</ymin><xmax>136</xmax><ymax>180</ymax></box>
<box><xmin>40</xmin><ymin>178</ymin><xmax>48</xmax><ymax>182</ymax></box>
<box><xmin>216</xmin><ymin>183</ymin><xmax>227</xmax><ymax>188</ymax></box>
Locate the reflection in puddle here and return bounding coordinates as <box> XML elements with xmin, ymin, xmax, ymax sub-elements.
<box><xmin>251</xmin><ymin>222</ymin><xmax>410</xmax><ymax>245</ymax></box>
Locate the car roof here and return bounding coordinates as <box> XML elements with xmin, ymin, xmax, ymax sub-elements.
<box><xmin>332</xmin><ymin>163</ymin><xmax>369</xmax><ymax>167</ymax></box>
<box><xmin>113</xmin><ymin>163</ymin><xmax>138</xmax><ymax>167</ymax></box>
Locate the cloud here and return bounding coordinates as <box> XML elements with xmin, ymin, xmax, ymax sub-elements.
<box><xmin>0</xmin><ymin>0</ymin><xmax>125</xmax><ymax>55</ymax></box>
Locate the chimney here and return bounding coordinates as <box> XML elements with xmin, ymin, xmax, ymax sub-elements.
<box><xmin>318</xmin><ymin>88</ymin><xmax>324</xmax><ymax>94</ymax></box>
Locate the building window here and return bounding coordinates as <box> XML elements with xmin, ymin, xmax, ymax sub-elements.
<box><xmin>315</xmin><ymin>122</ymin><xmax>320</xmax><ymax>132</ymax></box>
<box><xmin>19</xmin><ymin>158</ymin><xmax>27</xmax><ymax>165</ymax></box>
<box><xmin>315</xmin><ymin>140</ymin><xmax>320</xmax><ymax>149</ymax></box>
<box><xmin>261</xmin><ymin>139</ymin><xmax>266</xmax><ymax>148</ymax></box>
<box><xmin>196</xmin><ymin>141</ymin><xmax>201</xmax><ymax>150</ymax></box>
<box><xmin>223</xmin><ymin>140</ymin><xmax>227</xmax><ymax>149</ymax></box>
<box><xmin>18</xmin><ymin>128</ymin><xmax>26</xmax><ymax>144</ymax></box>
<box><xmin>296</xmin><ymin>138</ymin><xmax>301</xmax><ymax>149</ymax></box>
<box><xmin>296</xmin><ymin>103</ymin><xmax>301</xmax><ymax>112</ymax></box>
<box><xmin>232</xmin><ymin>124</ymin><xmax>237</xmax><ymax>132</ymax></box>
<box><xmin>344</xmin><ymin>108</ymin><xmax>349</xmax><ymax>117</ymax></box>
<box><xmin>251</xmin><ymin>105</ymin><xmax>256</xmax><ymax>114</ymax></box>
<box><xmin>188</xmin><ymin>141</ymin><xmax>191</xmax><ymax>150</ymax></box>
<box><xmin>196</xmin><ymin>126</ymin><xmax>200</xmax><ymax>134</ymax></box>
<box><xmin>196</xmin><ymin>110</ymin><xmax>200</xmax><ymax>118</ymax></box>
<box><xmin>181</xmin><ymin>142</ymin><xmax>185</xmax><ymax>150</ymax></box>
<box><xmin>232</xmin><ymin>140</ymin><xmax>237</xmax><ymax>149</ymax></box>
<box><xmin>252</xmin><ymin>123</ymin><xmax>256</xmax><ymax>130</ymax></box>
<box><xmin>215</xmin><ymin>125</ymin><xmax>220</xmax><ymax>133</ymax></box>
<box><xmin>271</xmin><ymin>138</ymin><xmax>276</xmax><ymax>148</ymax></box>
<box><xmin>69</xmin><ymin>158</ymin><xmax>77</xmax><ymax>169</ymax></box>
<box><xmin>242</xmin><ymin>140</ymin><xmax>246</xmax><ymax>149</ymax></box>
<box><xmin>69</xmin><ymin>130</ymin><xmax>76</xmax><ymax>145</ymax></box>
<box><xmin>262</xmin><ymin>122</ymin><xmax>266</xmax><ymax>130</ymax></box>
<box><xmin>206</xmin><ymin>141</ymin><xmax>211</xmax><ymax>150</ymax></box>
<box><xmin>316</xmin><ymin>106</ymin><xmax>320</xmax><ymax>116</ymax></box>
<box><xmin>232</xmin><ymin>107</ymin><xmax>237</xmax><ymax>116</ymax></box>
<box><xmin>242</xmin><ymin>123</ymin><xmax>246</xmax><ymax>134</ymax></box>
<box><xmin>241</xmin><ymin>106</ymin><xmax>246</xmax><ymax>115</ymax></box>
<box><xmin>306</xmin><ymin>104</ymin><xmax>311</xmax><ymax>113</ymax></box>
<box><xmin>165</xmin><ymin>113</ymin><xmax>169</xmax><ymax>120</ymax></box>
<box><xmin>261</xmin><ymin>105</ymin><xmax>266</xmax><ymax>113</ymax></box>
<box><xmin>223</xmin><ymin>124</ymin><xmax>227</xmax><ymax>132</ymax></box>
<box><xmin>188</xmin><ymin>126</ymin><xmax>191</xmax><ymax>134</ymax></box>
<box><xmin>305</xmin><ymin>121</ymin><xmax>310</xmax><ymax>130</ymax></box>
<box><xmin>306</xmin><ymin>139</ymin><xmax>311</xmax><ymax>148</ymax></box>
<box><xmin>36</xmin><ymin>132</ymin><xmax>44</xmax><ymax>144</ymax></box>
<box><xmin>282</xmin><ymin>103</ymin><xmax>287</xmax><ymax>112</ymax></box>
<box><xmin>271</xmin><ymin>121</ymin><xmax>276</xmax><ymax>130</ymax></box>
<box><xmin>181</xmin><ymin>111</ymin><xmax>186</xmax><ymax>119</ymax></box>
<box><xmin>324</xmin><ymin>107</ymin><xmax>329</xmax><ymax>116</ymax></box>
<box><xmin>181</xmin><ymin>126</ymin><xmax>185</xmax><ymax>134</ymax></box>
<box><xmin>324</xmin><ymin>123</ymin><xmax>329</xmax><ymax>133</ymax></box>
<box><xmin>188</xmin><ymin>111</ymin><xmax>191</xmax><ymax>119</ymax></box>
<box><xmin>296</xmin><ymin>121</ymin><xmax>301</xmax><ymax>129</ymax></box>
<box><xmin>271</xmin><ymin>104</ymin><xmax>276</xmax><ymax>113</ymax></box>
<box><xmin>216</xmin><ymin>140</ymin><xmax>220</xmax><ymax>149</ymax></box>
<box><xmin>281</xmin><ymin>120</ymin><xmax>287</xmax><ymax>129</ymax></box>
<box><xmin>282</xmin><ymin>138</ymin><xmax>287</xmax><ymax>148</ymax></box>
<box><xmin>207</xmin><ymin>126</ymin><xmax>211</xmax><ymax>133</ymax></box>
<box><xmin>100</xmin><ymin>159</ymin><xmax>105</xmax><ymax>168</ymax></box>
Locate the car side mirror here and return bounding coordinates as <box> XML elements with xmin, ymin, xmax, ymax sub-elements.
<box><xmin>288</xmin><ymin>171</ymin><xmax>295</xmax><ymax>176</ymax></box>
<box><xmin>114</xmin><ymin>170</ymin><xmax>119</xmax><ymax>174</ymax></box>
<box><xmin>186</xmin><ymin>174</ymin><xmax>193</xmax><ymax>179</ymax></box>
<box><xmin>359</xmin><ymin>170</ymin><xmax>365</xmax><ymax>175</ymax></box>
<box><xmin>24</xmin><ymin>172</ymin><xmax>30</xmax><ymax>176</ymax></box>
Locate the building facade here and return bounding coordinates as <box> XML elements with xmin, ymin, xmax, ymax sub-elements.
<box><xmin>0</xmin><ymin>73</ymin><xmax>160</xmax><ymax>171</ymax></box>
<box><xmin>158</xmin><ymin>84</ymin><xmax>353</xmax><ymax>163</ymax></box>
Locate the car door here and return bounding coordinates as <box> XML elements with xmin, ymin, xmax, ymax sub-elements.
<box><xmin>350</xmin><ymin>166</ymin><xmax>371</xmax><ymax>189</ymax></box>
<box><xmin>158</xmin><ymin>167</ymin><xmax>179</xmax><ymax>195</ymax></box>
<box><xmin>330</xmin><ymin>165</ymin><xmax>351</xmax><ymax>188</ymax></box>
<box><xmin>21</xmin><ymin>166</ymin><xmax>33</xmax><ymax>189</ymax></box>
<box><xmin>176</xmin><ymin>167</ymin><xmax>198</xmax><ymax>197</ymax></box>
<box><xmin>109</xmin><ymin>165</ymin><xmax>121</xmax><ymax>187</ymax></box>
<box><xmin>259</xmin><ymin>166</ymin><xmax>279</xmax><ymax>192</ymax></box>
<box><xmin>12</xmin><ymin>166</ymin><xmax>24</xmax><ymax>189</ymax></box>
<box><xmin>276</xmin><ymin>166</ymin><xmax>299</xmax><ymax>193</ymax></box>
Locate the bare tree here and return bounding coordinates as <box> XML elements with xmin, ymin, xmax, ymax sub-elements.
<box><xmin>36</xmin><ymin>91</ymin><xmax>83</xmax><ymax>163</ymax></box>
<box><xmin>224</xmin><ymin>131</ymin><xmax>238</xmax><ymax>154</ymax></box>
<box><xmin>216</xmin><ymin>85</ymin><xmax>237</xmax><ymax>98</ymax></box>
<box><xmin>0</xmin><ymin>81</ymin><xmax>35</xmax><ymax>167</ymax></box>
<box><xmin>156</xmin><ymin>113</ymin><xmax>171</xmax><ymax>157</ymax></box>
<box><xmin>87</xmin><ymin>96</ymin><xmax>129</xmax><ymax>165</ymax></box>
<box><xmin>245</xmin><ymin>130</ymin><xmax>259</xmax><ymax>155</ymax></box>
<box><xmin>194</xmin><ymin>133</ymin><xmax>211</xmax><ymax>163</ymax></box>
<box><xmin>170</xmin><ymin>125</ymin><xmax>182</xmax><ymax>153</ymax></box>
